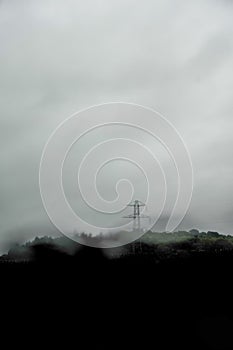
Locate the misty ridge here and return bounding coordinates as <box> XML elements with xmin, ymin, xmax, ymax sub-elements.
<box><xmin>2</xmin><ymin>229</ymin><xmax>233</xmax><ymax>263</ymax></box>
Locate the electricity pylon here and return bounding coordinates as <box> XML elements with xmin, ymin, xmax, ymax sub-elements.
<box><xmin>123</xmin><ymin>199</ymin><xmax>150</xmax><ymax>231</ymax></box>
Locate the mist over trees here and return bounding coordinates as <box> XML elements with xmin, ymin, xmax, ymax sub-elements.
<box><xmin>1</xmin><ymin>229</ymin><xmax>233</xmax><ymax>263</ymax></box>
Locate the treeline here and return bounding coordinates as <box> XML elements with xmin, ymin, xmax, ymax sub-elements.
<box><xmin>0</xmin><ymin>229</ymin><xmax>233</xmax><ymax>263</ymax></box>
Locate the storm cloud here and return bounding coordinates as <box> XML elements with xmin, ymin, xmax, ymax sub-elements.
<box><xmin>1</xmin><ymin>0</ymin><xmax>233</xmax><ymax>251</ymax></box>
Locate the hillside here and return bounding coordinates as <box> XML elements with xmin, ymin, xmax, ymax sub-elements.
<box><xmin>1</xmin><ymin>229</ymin><xmax>233</xmax><ymax>263</ymax></box>
<box><xmin>1</xmin><ymin>229</ymin><xmax>233</xmax><ymax>349</ymax></box>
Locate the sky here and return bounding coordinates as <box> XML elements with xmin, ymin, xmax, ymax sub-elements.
<box><xmin>0</xmin><ymin>0</ymin><xmax>233</xmax><ymax>251</ymax></box>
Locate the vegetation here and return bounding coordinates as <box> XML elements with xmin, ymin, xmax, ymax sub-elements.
<box><xmin>1</xmin><ymin>229</ymin><xmax>233</xmax><ymax>262</ymax></box>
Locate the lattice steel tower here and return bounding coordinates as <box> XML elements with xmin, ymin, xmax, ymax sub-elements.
<box><xmin>123</xmin><ymin>200</ymin><xmax>149</xmax><ymax>231</ymax></box>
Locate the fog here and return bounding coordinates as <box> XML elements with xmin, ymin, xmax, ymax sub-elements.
<box><xmin>1</xmin><ymin>0</ymin><xmax>233</xmax><ymax>251</ymax></box>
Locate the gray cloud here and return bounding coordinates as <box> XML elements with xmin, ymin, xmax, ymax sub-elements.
<box><xmin>1</xmin><ymin>0</ymin><xmax>233</xmax><ymax>251</ymax></box>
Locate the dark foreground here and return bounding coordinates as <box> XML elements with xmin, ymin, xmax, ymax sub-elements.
<box><xmin>1</xmin><ymin>236</ymin><xmax>233</xmax><ymax>349</ymax></box>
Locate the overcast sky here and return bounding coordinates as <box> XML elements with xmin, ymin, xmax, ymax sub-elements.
<box><xmin>1</xmin><ymin>0</ymin><xmax>233</xmax><ymax>251</ymax></box>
